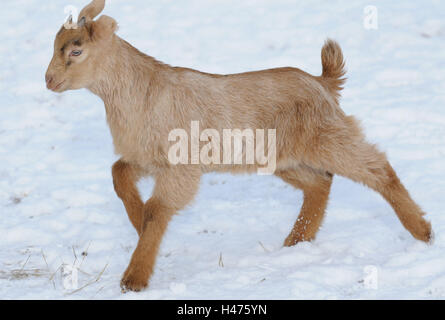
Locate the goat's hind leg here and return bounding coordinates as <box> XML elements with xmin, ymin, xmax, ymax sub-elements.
<box><xmin>313</xmin><ymin>116</ymin><xmax>432</xmax><ymax>242</ymax></box>
<box><xmin>276</xmin><ymin>166</ymin><xmax>333</xmax><ymax>246</ymax></box>
<box><xmin>112</xmin><ymin>159</ymin><xmax>144</xmax><ymax>236</ymax></box>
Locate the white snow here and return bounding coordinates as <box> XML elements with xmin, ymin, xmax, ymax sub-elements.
<box><xmin>1</xmin><ymin>0</ymin><xmax>445</xmax><ymax>299</ymax></box>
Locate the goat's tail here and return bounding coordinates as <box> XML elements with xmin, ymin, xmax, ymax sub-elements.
<box><xmin>321</xmin><ymin>39</ymin><xmax>346</xmax><ymax>91</ymax></box>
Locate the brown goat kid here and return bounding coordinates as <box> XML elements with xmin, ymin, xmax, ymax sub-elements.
<box><xmin>46</xmin><ymin>0</ymin><xmax>432</xmax><ymax>292</ymax></box>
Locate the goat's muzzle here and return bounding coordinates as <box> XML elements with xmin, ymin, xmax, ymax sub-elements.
<box><xmin>45</xmin><ymin>73</ymin><xmax>65</xmax><ymax>91</ymax></box>
<box><xmin>45</xmin><ymin>74</ymin><xmax>54</xmax><ymax>89</ymax></box>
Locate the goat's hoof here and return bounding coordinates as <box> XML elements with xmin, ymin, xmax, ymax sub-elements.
<box><xmin>283</xmin><ymin>236</ymin><xmax>301</xmax><ymax>247</ymax></box>
<box><xmin>120</xmin><ymin>269</ymin><xmax>148</xmax><ymax>293</ymax></box>
<box><xmin>410</xmin><ymin>218</ymin><xmax>433</xmax><ymax>244</ymax></box>
<box><xmin>283</xmin><ymin>232</ymin><xmax>314</xmax><ymax>247</ymax></box>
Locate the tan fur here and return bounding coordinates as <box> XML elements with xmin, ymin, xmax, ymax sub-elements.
<box><xmin>78</xmin><ymin>0</ymin><xmax>105</xmax><ymax>23</ymax></box>
<box><xmin>276</xmin><ymin>166</ymin><xmax>333</xmax><ymax>245</ymax></box>
<box><xmin>46</xmin><ymin>0</ymin><xmax>432</xmax><ymax>292</ymax></box>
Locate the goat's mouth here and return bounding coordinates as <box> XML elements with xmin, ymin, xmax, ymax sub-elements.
<box><xmin>50</xmin><ymin>80</ymin><xmax>66</xmax><ymax>92</ymax></box>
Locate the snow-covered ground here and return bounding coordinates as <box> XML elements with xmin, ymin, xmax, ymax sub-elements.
<box><xmin>1</xmin><ymin>0</ymin><xmax>445</xmax><ymax>299</ymax></box>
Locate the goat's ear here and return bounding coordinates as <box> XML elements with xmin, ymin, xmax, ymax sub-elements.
<box><xmin>89</xmin><ymin>15</ymin><xmax>118</xmax><ymax>41</ymax></box>
<box><xmin>78</xmin><ymin>0</ymin><xmax>105</xmax><ymax>22</ymax></box>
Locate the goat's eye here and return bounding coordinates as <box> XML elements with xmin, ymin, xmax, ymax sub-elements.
<box><xmin>70</xmin><ymin>50</ymin><xmax>82</xmax><ymax>57</ymax></box>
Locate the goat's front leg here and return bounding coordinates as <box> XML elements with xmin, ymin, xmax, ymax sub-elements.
<box><xmin>112</xmin><ymin>159</ymin><xmax>144</xmax><ymax>236</ymax></box>
<box><xmin>120</xmin><ymin>167</ymin><xmax>201</xmax><ymax>292</ymax></box>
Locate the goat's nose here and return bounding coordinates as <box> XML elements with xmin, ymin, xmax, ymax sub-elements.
<box><xmin>45</xmin><ymin>74</ymin><xmax>54</xmax><ymax>88</ymax></box>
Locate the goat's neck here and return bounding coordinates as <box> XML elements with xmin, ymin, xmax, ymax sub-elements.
<box><xmin>88</xmin><ymin>36</ymin><xmax>163</xmax><ymax>121</ymax></box>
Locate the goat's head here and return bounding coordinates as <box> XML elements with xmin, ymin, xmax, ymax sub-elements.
<box><xmin>45</xmin><ymin>0</ymin><xmax>117</xmax><ymax>92</ymax></box>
